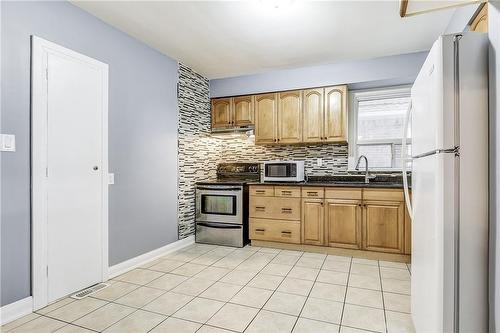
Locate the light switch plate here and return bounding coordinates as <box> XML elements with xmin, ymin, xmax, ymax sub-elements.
<box><xmin>0</xmin><ymin>134</ymin><xmax>16</xmax><ymax>152</ymax></box>
<box><xmin>108</xmin><ymin>173</ymin><xmax>115</xmax><ymax>185</ymax></box>
<box><xmin>316</xmin><ymin>158</ymin><xmax>323</xmax><ymax>167</ymax></box>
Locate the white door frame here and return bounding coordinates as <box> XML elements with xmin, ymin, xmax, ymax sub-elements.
<box><xmin>31</xmin><ymin>36</ymin><xmax>109</xmax><ymax>310</ymax></box>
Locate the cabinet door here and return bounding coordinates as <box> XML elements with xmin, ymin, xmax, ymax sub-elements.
<box><xmin>302</xmin><ymin>199</ymin><xmax>325</xmax><ymax>245</ymax></box>
<box><xmin>278</xmin><ymin>91</ymin><xmax>302</xmax><ymax>144</ymax></box>
<box><xmin>324</xmin><ymin>85</ymin><xmax>347</xmax><ymax>142</ymax></box>
<box><xmin>325</xmin><ymin>199</ymin><xmax>362</xmax><ymax>249</ymax></box>
<box><xmin>363</xmin><ymin>200</ymin><xmax>404</xmax><ymax>253</ymax></box>
<box><xmin>233</xmin><ymin>95</ymin><xmax>254</xmax><ymax>126</ymax></box>
<box><xmin>302</xmin><ymin>88</ymin><xmax>324</xmax><ymax>143</ymax></box>
<box><xmin>211</xmin><ymin>98</ymin><xmax>232</xmax><ymax>128</ymax></box>
<box><xmin>255</xmin><ymin>93</ymin><xmax>278</xmax><ymax>144</ymax></box>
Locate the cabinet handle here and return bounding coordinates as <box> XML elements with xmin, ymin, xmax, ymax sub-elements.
<box><xmin>307</xmin><ymin>192</ymin><xmax>318</xmax><ymax>196</ymax></box>
<box><xmin>255</xmin><ymin>206</ymin><xmax>266</xmax><ymax>211</ymax></box>
<box><xmin>255</xmin><ymin>190</ymin><xmax>266</xmax><ymax>193</ymax></box>
<box><xmin>281</xmin><ymin>190</ymin><xmax>292</xmax><ymax>195</ymax></box>
<box><xmin>281</xmin><ymin>208</ymin><xmax>292</xmax><ymax>213</ymax></box>
<box><xmin>255</xmin><ymin>228</ymin><xmax>265</xmax><ymax>232</ymax></box>
<box><xmin>281</xmin><ymin>231</ymin><xmax>292</xmax><ymax>237</ymax></box>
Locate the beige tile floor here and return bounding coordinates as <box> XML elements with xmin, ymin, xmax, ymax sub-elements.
<box><xmin>2</xmin><ymin>244</ymin><xmax>415</xmax><ymax>333</ymax></box>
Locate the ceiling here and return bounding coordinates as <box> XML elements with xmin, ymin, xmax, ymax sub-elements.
<box><xmin>72</xmin><ymin>1</ymin><xmax>457</xmax><ymax>79</ymax></box>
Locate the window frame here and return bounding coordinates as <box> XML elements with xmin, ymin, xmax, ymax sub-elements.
<box><xmin>348</xmin><ymin>85</ymin><xmax>412</xmax><ymax>171</ymax></box>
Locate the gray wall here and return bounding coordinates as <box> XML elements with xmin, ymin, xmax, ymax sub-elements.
<box><xmin>489</xmin><ymin>1</ymin><xmax>500</xmax><ymax>330</ymax></box>
<box><xmin>1</xmin><ymin>1</ymin><xmax>179</xmax><ymax>306</ymax></box>
<box><xmin>209</xmin><ymin>51</ymin><xmax>427</xmax><ymax>97</ymax></box>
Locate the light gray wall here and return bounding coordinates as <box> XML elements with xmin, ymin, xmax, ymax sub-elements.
<box><xmin>209</xmin><ymin>51</ymin><xmax>428</xmax><ymax>97</ymax></box>
<box><xmin>444</xmin><ymin>3</ymin><xmax>481</xmax><ymax>34</ymax></box>
<box><xmin>489</xmin><ymin>1</ymin><xmax>500</xmax><ymax>330</ymax></box>
<box><xmin>1</xmin><ymin>1</ymin><xmax>179</xmax><ymax>306</ymax></box>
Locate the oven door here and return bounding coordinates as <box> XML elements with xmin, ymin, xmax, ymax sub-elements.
<box><xmin>196</xmin><ymin>185</ymin><xmax>242</xmax><ymax>224</ymax></box>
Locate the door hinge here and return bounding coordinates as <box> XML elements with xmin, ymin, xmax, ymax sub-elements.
<box><xmin>45</xmin><ymin>167</ymin><xmax>49</xmax><ymax>177</ymax></box>
<box><xmin>46</xmin><ymin>266</ymin><xmax>49</xmax><ymax>277</ymax></box>
<box><xmin>45</xmin><ymin>68</ymin><xmax>48</xmax><ymax>81</ymax></box>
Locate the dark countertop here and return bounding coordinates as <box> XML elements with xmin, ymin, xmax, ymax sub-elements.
<box><xmin>247</xmin><ymin>174</ymin><xmax>410</xmax><ymax>189</ymax></box>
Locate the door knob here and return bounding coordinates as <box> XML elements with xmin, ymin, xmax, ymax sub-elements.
<box><xmin>93</xmin><ymin>166</ymin><xmax>99</xmax><ymax>171</ymax></box>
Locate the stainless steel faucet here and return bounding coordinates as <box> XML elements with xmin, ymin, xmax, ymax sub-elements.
<box><xmin>355</xmin><ymin>155</ymin><xmax>372</xmax><ymax>184</ymax></box>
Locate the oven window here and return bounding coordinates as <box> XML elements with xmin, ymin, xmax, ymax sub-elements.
<box><xmin>266</xmin><ymin>164</ymin><xmax>288</xmax><ymax>177</ymax></box>
<box><xmin>201</xmin><ymin>195</ymin><xmax>237</xmax><ymax>215</ymax></box>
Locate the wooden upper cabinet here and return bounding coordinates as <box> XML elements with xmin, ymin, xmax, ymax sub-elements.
<box><xmin>302</xmin><ymin>88</ymin><xmax>324</xmax><ymax>143</ymax></box>
<box><xmin>326</xmin><ymin>199</ymin><xmax>362</xmax><ymax>249</ymax></box>
<box><xmin>255</xmin><ymin>93</ymin><xmax>278</xmax><ymax>144</ymax></box>
<box><xmin>211</xmin><ymin>98</ymin><xmax>232</xmax><ymax>128</ymax></box>
<box><xmin>302</xmin><ymin>199</ymin><xmax>325</xmax><ymax>246</ymax></box>
<box><xmin>324</xmin><ymin>85</ymin><xmax>347</xmax><ymax>142</ymax></box>
<box><xmin>470</xmin><ymin>4</ymin><xmax>487</xmax><ymax>33</ymax></box>
<box><xmin>363</xmin><ymin>200</ymin><xmax>405</xmax><ymax>253</ymax></box>
<box><xmin>278</xmin><ymin>91</ymin><xmax>302</xmax><ymax>144</ymax></box>
<box><xmin>233</xmin><ymin>95</ymin><xmax>254</xmax><ymax>126</ymax></box>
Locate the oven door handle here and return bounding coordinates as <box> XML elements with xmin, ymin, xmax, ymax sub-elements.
<box><xmin>196</xmin><ymin>186</ymin><xmax>242</xmax><ymax>191</ymax></box>
<box><xmin>197</xmin><ymin>222</ymin><xmax>242</xmax><ymax>229</ymax></box>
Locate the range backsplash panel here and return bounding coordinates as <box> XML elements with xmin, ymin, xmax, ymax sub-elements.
<box><xmin>177</xmin><ymin>64</ymin><xmax>349</xmax><ymax>238</ymax></box>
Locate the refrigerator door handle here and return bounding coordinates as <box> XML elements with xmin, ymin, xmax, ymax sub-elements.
<box><xmin>401</xmin><ymin>101</ymin><xmax>413</xmax><ymax>220</ymax></box>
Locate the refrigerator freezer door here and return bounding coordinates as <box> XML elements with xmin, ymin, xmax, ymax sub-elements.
<box><xmin>411</xmin><ymin>36</ymin><xmax>456</xmax><ymax>157</ymax></box>
<box><xmin>411</xmin><ymin>153</ymin><xmax>457</xmax><ymax>333</ymax></box>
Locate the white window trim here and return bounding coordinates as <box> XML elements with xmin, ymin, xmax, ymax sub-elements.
<box><xmin>348</xmin><ymin>85</ymin><xmax>412</xmax><ymax>171</ymax></box>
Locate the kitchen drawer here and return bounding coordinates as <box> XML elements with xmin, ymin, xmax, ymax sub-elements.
<box><xmin>363</xmin><ymin>188</ymin><xmax>403</xmax><ymax>201</ymax></box>
<box><xmin>301</xmin><ymin>187</ymin><xmax>325</xmax><ymax>198</ymax></box>
<box><xmin>250</xmin><ymin>218</ymin><xmax>301</xmax><ymax>244</ymax></box>
<box><xmin>249</xmin><ymin>196</ymin><xmax>301</xmax><ymax>220</ymax></box>
<box><xmin>275</xmin><ymin>186</ymin><xmax>301</xmax><ymax>198</ymax></box>
<box><xmin>325</xmin><ymin>188</ymin><xmax>362</xmax><ymax>200</ymax></box>
<box><xmin>249</xmin><ymin>186</ymin><xmax>274</xmax><ymax>197</ymax></box>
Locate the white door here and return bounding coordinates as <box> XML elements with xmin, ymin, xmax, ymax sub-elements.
<box><xmin>32</xmin><ymin>36</ymin><xmax>108</xmax><ymax>308</ymax></box>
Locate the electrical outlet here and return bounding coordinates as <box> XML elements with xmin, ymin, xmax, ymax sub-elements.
<box><xmin>317</xmin><ymin>158</ymin><xmax>323</xmax><ymax>167</ymax></box>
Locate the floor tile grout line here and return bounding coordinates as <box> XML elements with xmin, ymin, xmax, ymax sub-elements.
<box><xmin>240</xmin><ymin>249</ymin><xmax>308</xmax><ymax>332</ymax></box>
<box><xmin>290</xmin><ymin>252</ymin><xmax>329</xmax><ymax>332</ymax></box>
<box><xmin>159</xmin><ymin>246</ymin><xmax>279</xmax><ymax>331</ymax></box>
<box><xmin>378</xmin><ymin>260</ymin><xmax>389</xmax><ymax>333</ymax></box>
<box><xmin>192</xmin><ymin>247</ymin><xmax>283</xmax><ymax>333</ymax></box>
<box><xmin>338</xmin><ymin>256</ymin><xmax>353</xmax><ymax>333</ymax></box>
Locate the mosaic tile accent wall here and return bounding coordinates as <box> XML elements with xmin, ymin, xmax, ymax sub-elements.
<box><xmin>177</xmin><ymin>64</ymin><xmax>221</xmax><ymax>238</ymax></box>
<box><xmin>177</xmin><ymin>63</ymin><xmax>349</xmax><ymax>238</ymax></box>
<box><xmin>220</xmin><ymin>138</ymin><xmax>348</xmax><ymax>177</ymax></box>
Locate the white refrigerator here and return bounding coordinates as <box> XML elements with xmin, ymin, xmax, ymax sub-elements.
<box><xmin>403</xmin><ymin>33</ymin><xmax>489</xmax><ymax>332</ymax></box>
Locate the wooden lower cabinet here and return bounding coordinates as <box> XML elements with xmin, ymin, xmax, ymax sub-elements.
<box><xmin>302</xmin><ymin>199</ymin><xmax>325</xmax><ymax>246</ymax></box>
<box><xmin>250</xmin><ymin>218</ymin><xmax>301</xmax><ymax>244</ymax></box>
<box><xmin>325</xmin><ymin>199</ymin><xmax>362</xmax><ymax>249</ymax></box>
<box><xmin>248</xmin><ymin>185</ymin><xmax>410</xmax><ymax>257</ymax></box>
<box><xmin>363</xmin><ymin>200</ymin><xmax>405</xmax><ymax>253</ymax></box>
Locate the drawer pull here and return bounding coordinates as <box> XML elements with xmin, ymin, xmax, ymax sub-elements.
<box><xmin>255</xmin><ymin>228</ymin><xmax>266</xmax><ymax>232</ymax></box>
<box><xmin>281</xmin><ymin>208</ymin><xmax>293</xmax><ymax>213</ymax></box>
<box><xmin>307</xmin><ymin>192</ymin><xmax>318</xmax><ymax>196</ymax></box>
<box><xmin>255</xmin><ymin>190</ymin><xmax>266</xmax><ymax>193</ymax></box>
<box><xmin>281</xmin><ymin>190</ymin><xmax>292</xmax><ymax>195</ymax></box>
<box><xmin>255</xmin><ymin>206</ymin><xmax>266</xmax><ymax>211</ymax></box>
<box><xmin>281</xmin><ymin>231</ymin><xmax>292</xmax><ymax>237</ymax></box>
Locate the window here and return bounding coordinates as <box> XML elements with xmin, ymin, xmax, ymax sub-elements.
<box><xmin>349</xmin><ymin>86</ymin><xmax>411</xmax><ymax>171</ymax></box>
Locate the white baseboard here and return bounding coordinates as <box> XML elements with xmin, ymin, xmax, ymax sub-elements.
<box><xmin>108</xmin><ymin>235</ymin><xmax>195</xmax><ymax>278</ymax></box>
<box><xmin>0</xmin><ymin>296</ymin><xmax>33</xmax><ymax>326</ymax></box>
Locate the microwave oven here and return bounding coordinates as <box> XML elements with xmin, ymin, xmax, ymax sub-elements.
<box><xmin>263</xmin><ymin>161</ymin><xmax>305</xmax><ymax>182</ymax></box>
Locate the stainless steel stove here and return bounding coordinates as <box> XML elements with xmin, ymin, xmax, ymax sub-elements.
<box><xmin>195</xmin><ymin>163</ymin><xmax>260</xmax><ymax>247</ymax></box>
